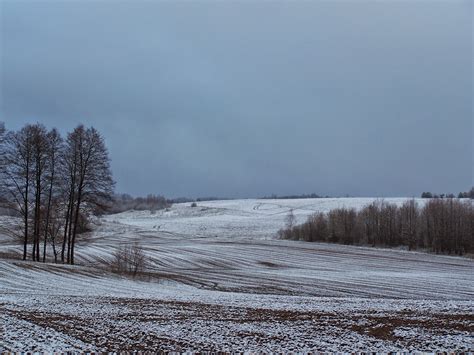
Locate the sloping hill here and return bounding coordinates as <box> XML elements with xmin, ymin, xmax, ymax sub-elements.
<box><xmin>1</xmin><ymin>198</ymin><xmax>473</xmax><ymax>352</ymax></box>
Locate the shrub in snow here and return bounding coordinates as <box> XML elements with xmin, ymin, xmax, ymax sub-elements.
<box><xmin>111</xmin><ymin>243</ymin><xmax>147</xmax><ymax>277</ymax></box>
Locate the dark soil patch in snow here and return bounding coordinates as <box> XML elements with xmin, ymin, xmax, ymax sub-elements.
<box><xmin>258</xmin><ymin>261</ymin><xmax>281</xmax><ymax>268</ymax></box>
<box><xmin>350</xmin><ymin>313</ymin><xmax>474</xmax><ymax>342</ymax></box>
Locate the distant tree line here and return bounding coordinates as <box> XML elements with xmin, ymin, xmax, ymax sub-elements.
<box><xmin>458</xmin><ymin>187</ymin><xmax>474</xmax><ymax>199</ymax></box>
<box><xmin>195</xmin><ymin>196</ymin><xmax>231</xmax><ymax>202</ymax></box>
<box><xmin>262</xmin><ymin>193</ymin><xmax>327</xmax><ymax>200</ymax></box>
<box><xmin>167</xmin><ymin>196</ymin><xmax>232</xmax><ymax>204</ymax></box>
<box><xmin>0</xmin><ymin>122</ymin><xmax>114</xmax><ymax>264</ymax></box>
<box><xmin>107</xmin><ymin>193</ymin><xmax>170</xmax><ymax>214</ymax></box>
<box><xmin>421</xmin><ymin>188</ymin><xmax>474</xmax><ymax>199</ymax></box>
<box><xmin>280</xmin><ymin>198</ymin><xmax>474</xmax><ymax>255</ymax></box>
<box><xmin>167</xmin><ymin>197</ymin><xmax>196</xmax><ymax>204</ymax></box>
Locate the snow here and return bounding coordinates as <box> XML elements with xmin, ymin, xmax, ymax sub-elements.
<box><xmin>108</xmin><ymin>197</ymin><xmax>428</xmax><ymax>240</ymax></box>
<box><xmin>0</xmin><ymin>198</ymin><xmax>472</xmax><ymax>352</ymax></box>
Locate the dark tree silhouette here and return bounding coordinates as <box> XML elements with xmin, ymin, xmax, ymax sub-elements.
<box><xmin>42</xmin><ymin>128</ymin><xmax>63</xmax><ymax>262</ymax></box>
<box><xmin>31</xmin><ymin>124</ymin><xmax>49</xmax><ymax>261</ymax></box>
<box><xmin>0</xmin><ymin>123</ymin><xmax>114</xmax><ymax>263</ymax></box>
<box><xmin>1</xmin><ymin>125</ymin><xmax>35</xmax><ymax>260</ymax></box>
<box><xmin>66</xmin><ymin>126</ymin><xmax>114</xmax><ymax>264</ymax></box>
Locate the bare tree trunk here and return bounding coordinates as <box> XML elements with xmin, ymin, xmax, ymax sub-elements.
<box><xmin>23</xmin><ymin>142</ymin><xmax>31</xmax><ymax>260</ymax></box>
<box><xmin>43</xmin><ymin>172</ymin><xmax>54</xmax><ymax>262</ymax></box>
<box><xmin>67</xmin><ymin>201</ymin><xmax>74</xmax><ymax>264</ymax></box>
<box><xmin>22</xmin><ymin>149</ymin><xmax>31</xmax><ymax>261</ymax></box>
<box><xmin>70</xmin><ymin>187</ymin><xmax>82</xmax><ymax>265</ymax></box>
<box><xmin>43</xmin><ymin>131</ymin><xmax>59</xmax><ymax>262</ymax></box>
<box><xmin>63</xmin><ymin>160</ymin><xmax>77</xmax><ymax>264</ymax></box>
<box><xmin>61</xmin><ymin>195</ymin><xmax>72</xmax><ymax>263</ymax></box>
<box><xmin>52</xmin><ymin>241</ymin><xmax>58</xmax><ymax>263</ymax></box>
<box><xmin>23</xmin><ymin>182</ymin><xmax>29</xmax><ymax>260</ymax></box>
<box><xmin>33</xmin><ymin>167</ymin><xmax>41</xmax><ymax>261</ymax></box>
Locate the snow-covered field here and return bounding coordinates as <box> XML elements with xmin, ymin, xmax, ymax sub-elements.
<box><xmin>1</xmin><ymin>198</ymin><xmax>473</xmax><ymax>352</ymax></box>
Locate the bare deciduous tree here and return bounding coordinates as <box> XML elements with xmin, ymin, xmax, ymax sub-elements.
<box><xmin>285</xmin><ymin>209</ymin><xmax>296</xmax><ymax>230</ymax></box>
<box><xmin>42</xmin><ymin>128</ymin><xmax>63</xmax><ymax>262</ymax></box>
<box><xmin>66</xmin><ymin>126</ymin><xmax>114</xmax><ymax>264</ymax></box>
<box><xmin>31</xmin><ymin>124</ymin><xmax>49</xmax><ymax>261</ymax></box>
<box><xmin>399</xmin><ymin>199</ymin><xmax>418</xmax><ymax>250</ymax></box>
<box><xmin>1</xmin><ymin>125</ymin><xmax>35</xmax><ymax>260</ymax></box>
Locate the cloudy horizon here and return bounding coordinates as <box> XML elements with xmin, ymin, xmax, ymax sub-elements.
<box><xmin>1</xmin><ymin>0</ymin><xmax>472</xmax><ymax>198</ymax></box>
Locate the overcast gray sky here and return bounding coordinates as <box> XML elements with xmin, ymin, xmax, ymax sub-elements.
<box><xmin>1</xmin><ymin>1</ymin><xmax>472</xmax><ymax>198</ymax></box>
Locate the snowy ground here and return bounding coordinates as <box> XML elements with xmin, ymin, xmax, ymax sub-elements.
<box><xmin>1</xmin><ymin>198</ymin><xmax>473</xmax><ymax>352</ymax></box>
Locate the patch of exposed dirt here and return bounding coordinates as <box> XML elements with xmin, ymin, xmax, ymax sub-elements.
<box><xmin>350</xmin><ymin>313</ymin><xmax>474</xmax><ymax>342</ymax></box>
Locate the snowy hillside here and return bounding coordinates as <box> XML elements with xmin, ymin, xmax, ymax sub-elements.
<box><xmin>1</xmin><ymin>198</ymin><xmax>473</xmax><ymax>352</ymax></box>
<box><xmin>104</xmin><ymin>197</ymin><xmax>428</xmax><ymax>239</ymax></box>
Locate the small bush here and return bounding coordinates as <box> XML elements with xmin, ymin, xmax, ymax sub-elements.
<box><xmin>191</xmin><ymin>202</ymin><xmax>197</xmax><ymax>208</ymax></box>
<box><xmin>111</xmin><ymin>243</ymin><xmax>147</xmax><ymax>276</ymax></box>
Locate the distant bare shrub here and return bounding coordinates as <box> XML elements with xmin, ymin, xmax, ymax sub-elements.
<box><xmin>191</xmin><ymin>202</ymin><xmax>197</xmax><ymax>208</ymax></box>
<box><xmin>277</xmin><ymin>210</ymin><xmax>297</xmax><ymax>240</ymax></box>
<box><xmin>285</xmin><ymin>210</ymin><xmax>296</xmax><ymax>229</ymax></box>
<box><xmin>111</xmin><ymin>243</ymin><xmax>147</xmax><ymax>276</ymax></box>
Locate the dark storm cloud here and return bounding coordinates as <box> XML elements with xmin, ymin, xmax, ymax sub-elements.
<box><xmin>1</xmin><ymin>1</ymin><xmax>472</xmax><ymax>198</ymax></box>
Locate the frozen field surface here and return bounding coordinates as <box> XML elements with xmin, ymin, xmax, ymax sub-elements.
<box><xmin>1</xmin><ymin>198</ymin><xmax>473</xmax><ymax>352</ymax></box>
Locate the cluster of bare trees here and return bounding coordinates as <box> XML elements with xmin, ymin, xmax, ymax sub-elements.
<box><xmin>0</xmin><ymin>122</ymin><xmax>114</xmax><ymax>264</ymax></box>
<box><xmin>421</xmin><ymin>188</ymin><xmax>474</xmax><ymax>199</ymax></box>
<box><xmin>280</xmin><ymin>199</ymin><xmax>474</xmax><ymax>255</ymax></box>
<box><xmin>458</xmin><ymin>187</ymin><xmax>474</xmax><ymax>199</ymax></box>
<box><xmin>107</xmin><ymin>193</ymin><xmax>170</xmax><ymax>214</ymax></box>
